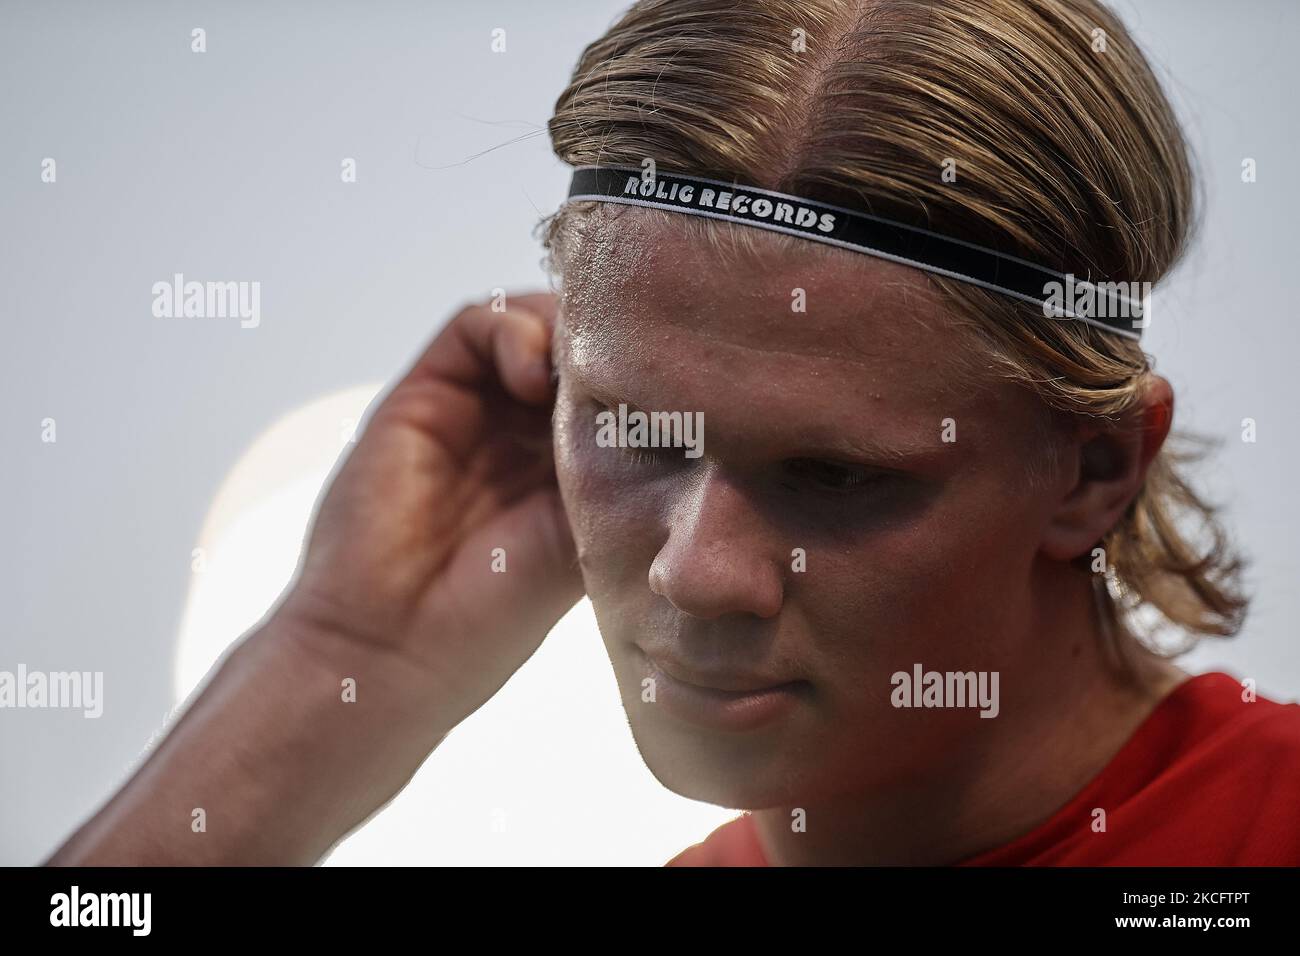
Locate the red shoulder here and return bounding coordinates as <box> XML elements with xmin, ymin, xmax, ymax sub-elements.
<box><xmin>962</xmin><ymin>672</ymin><xmax>1300</xmax><ymax>866</ymax></box>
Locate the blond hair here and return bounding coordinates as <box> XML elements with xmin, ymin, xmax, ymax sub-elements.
<box><xmin>539</xmin><ymin>0</ymin><xmax>1248</xmax><ymax>651</ymax></box>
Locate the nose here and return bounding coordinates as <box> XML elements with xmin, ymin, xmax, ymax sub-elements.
<box><xmin>648</xmin><ymin>464</ymin><xmax>784</xmax><ymax>620</ymax></box>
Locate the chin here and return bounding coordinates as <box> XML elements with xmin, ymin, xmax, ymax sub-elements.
<box><xmin>621</xmin><ymin>705</ymin><xmax>815</xmax><ymax>809</ymax></box>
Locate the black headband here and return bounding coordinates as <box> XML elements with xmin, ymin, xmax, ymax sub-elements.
<box><xmin>565</xmin><ymin>165</ymin><xmax>1149</xmax><ymax>340</ymax></box>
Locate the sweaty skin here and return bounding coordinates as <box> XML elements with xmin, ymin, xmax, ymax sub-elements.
<box><xmin>47</xmin><ymin>210</ymin><xmax>1181</xmax><ymax>866</ymax></box>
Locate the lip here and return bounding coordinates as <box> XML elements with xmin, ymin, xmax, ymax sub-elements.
<box><xmin>636</xmin><ymin>647</ymin><xmax>808</xmax><ymax>732</ymax></box>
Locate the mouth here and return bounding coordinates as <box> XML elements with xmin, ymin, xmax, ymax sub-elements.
<box><xmin>635</xmin><ymin>646</ymin><xmax>810</xmax><ymax>732</ymax></box>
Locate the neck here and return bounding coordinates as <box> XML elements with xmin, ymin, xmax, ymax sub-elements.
<box><xmin>750</xmin><ymin>570</ymin><xmax>1188</xmax><ymax>866</ymax></box>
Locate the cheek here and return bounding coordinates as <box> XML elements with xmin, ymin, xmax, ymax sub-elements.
<box><xmin>553</xmin><ymin>401</ymin><xmax>665</xmax><ymax>586</ymax></box>
<box><xmin>797</xmin><ymin>483</ymin><xmax>1043</xmax><ymax>674</ymax></box>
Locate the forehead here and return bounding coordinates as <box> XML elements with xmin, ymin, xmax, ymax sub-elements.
<box><xmin>558</xmin><ymin>209</ymin><xmax>986</xmax><ymax>413</ymax></box>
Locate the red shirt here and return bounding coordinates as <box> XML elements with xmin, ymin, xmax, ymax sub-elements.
<box><xmin>665</xmin><ymin>671</ymin><xmax>1300</xmax><ymax>866</ymax></box>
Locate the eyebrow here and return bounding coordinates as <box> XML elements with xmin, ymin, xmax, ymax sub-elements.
<box><xmin>800</xmin><ymin>435</ymin><xmax>918</xmax><ymax>467</ymax></box>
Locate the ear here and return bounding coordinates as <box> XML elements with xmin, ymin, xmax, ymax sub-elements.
<box><xmin>1040</xmin><ymin>375</ymin><xmax>1173</xmax><ymax>562</ymax></box>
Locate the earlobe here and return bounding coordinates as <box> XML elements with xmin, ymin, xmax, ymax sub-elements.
<box><xmin>1039</xmin><ymin>375</ymin><xmax>1174</xmax><ymax>562</ymax></box>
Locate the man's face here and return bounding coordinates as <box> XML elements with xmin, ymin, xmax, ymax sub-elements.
<box><xmin>552</xmin><ymin>211</ymin><xmax>1063</xmax><ymax>809</ymax></box>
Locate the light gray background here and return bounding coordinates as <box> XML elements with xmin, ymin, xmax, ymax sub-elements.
<box><xmin>1</xmin><ymin>0</ymin><xmax>1296</xmax><ymax>865</ymax></box>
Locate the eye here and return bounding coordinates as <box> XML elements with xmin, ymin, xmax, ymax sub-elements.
<box><xmin>622</xmin><ymin>446</ymin><xmax>672</xmax><ymax>466</ymax></box>
<box><xmin>587</xmin><ymin>400</ymin><xmax>684</xmax><ymax>468</ymax></box>
<box><xmin>783</xmin><ymin>458</ymin><xmax>883</xmax><ymax>492</ymax></box>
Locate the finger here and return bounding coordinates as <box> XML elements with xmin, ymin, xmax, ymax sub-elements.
<box><xmin>477</xmin><ymin>291</ymin><xmax>559</xmax><ymax>393</ymax></box>
<box><xmin>420</xmin><ymin>301</ymin><xmax>554</xmax><ymax>403</ymax></box>
<box><xmin>439</xmin><ymin>485</ymin><xmax>585</xmax><ymax>686</ymax></box>
<box><xmin>359</xmin><ymin>294</ymin><xmax>559</xmax><ymax>458</ymax></box>
<box><xmin>509</xmin><ymin>291</ymin><xmax>560</xmax><ymax>332</ymax></box>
